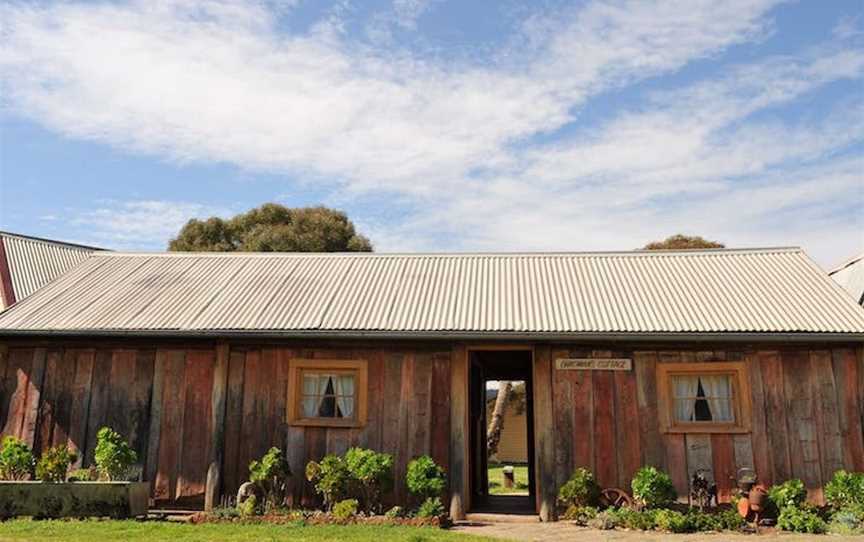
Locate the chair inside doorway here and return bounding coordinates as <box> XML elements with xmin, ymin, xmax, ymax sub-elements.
<box><xmin>469</xmin><ymin>349</ymin><xmax>536</xmax><ymax>515</ymax></box>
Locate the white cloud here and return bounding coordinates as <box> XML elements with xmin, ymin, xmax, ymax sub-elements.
<box><xmin>71</xmin><ymin>200</ymin><xmax>230</xmax><ymax>249</ymax></box>
<box><xmin>1</xmin><ymin>0</ymin><xmax>862</xmax><ymax>265</ymax></box>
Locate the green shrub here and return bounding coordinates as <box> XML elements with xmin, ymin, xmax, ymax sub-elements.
<box><xmin>211</xmin><ymin>506</ymin><xmax>241</xmax><ymax>520</ymax></box>
<box><xmin>332</xmin><ymin>498</ymin><xmax>359</xmax><ymax>520</ymax></box>
<box><xmin>768</xmin><ymin>478</ymin><xmax>806</xmax><ymax>509</ymax></box>
<box><xmin>777</xmin><ymin>504</ymin><xmax>826</xmax><ymax>534</ymax></box>
<box><xmin>406</xmin><ymin>456</ymin><xmax>446</xmax><ymax>502</ymax></box>
<box><xmin>237</xmin><ymin>494</ymin><xmax>259</xmax><ymax>517</ymax></box>
<box><xmin>587</xmin><ymin>509</ymin><xmax>621</xmax><ymax>530</ymax></box>
<box><xmin>249</xmin><ymin>447</ymin><xmax>291</xmax><ymax>508</ymax></box>
<box><xmin>35</xmin><ymin>445</ymin><xmax>77</xmax><ymax>482</ymax></box>
<box><xmin>610</xmin><ymin>507</ymin><xmax>657</xmax><ymax>530</ymax></box>
<box><xmin>715</xmin><ymin>508</ymin><xmax>745</xmax><ymax>531</ymax></box>
<box><xmin>828</xmin><ymin>506</ymin><xmax>864</xmax><ymax>536</ymax></box>
<box><xmin>416</xmin><ymin>497</ymin><xmax>445</xmax><ymax>519</ymax></box>
<box><xmin>561</xmin><ymin>505</ymin><xmax>598</xmax><ymax>525</ymax></box>
<box><xmin>825</xmin><ymin>470</ymin><xmax>864</xmax><ymax>509</ymax></box>
<box><xmin>0</xmin><ymin>436</ymin><xmax>34</xmax><ymax>480</ymax></box>
<box><xmin>67</xmin><ymin>467</ymin><xmax>96</xmax><ymax>482</ymax></box>
<box><xmin>93</xmin><ymin>427</ymin><xmax>137</xmax><ymax>481</ymax></box>
<box><xmin>631</xmin><ymin>466</ymin><xmax>676</xmax><ymax>509</ymax></box>
<box><xmin>654</xmin><ymin>509</ymin><xmax>688</xmax><ymax>533</ymax></box>
<box><xmin>306</xmin><ymin>455</ymin><xmax>350</xmax><ymax>510</ymax></box>
<box><xmin>683</xmin><ymin>508</ymin><xmax>742</xmax><ymax>532</ymax></box>
<box><xmin>557</xmin><ymin>468</ymin><xmax>600</xmax><ymax>508</ymax></box>
<box><xmin>384</xmin><ymin>505</ymin><xmax>404</xmax><ymax>519</ymax></box>
<box><xmin>344</xmin><ymin>447</ymin><xmax>393</xmax><ymax>513</ymax></box>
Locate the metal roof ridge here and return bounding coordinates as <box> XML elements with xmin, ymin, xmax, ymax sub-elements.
<box><xmin>0</xmin><ymin>231</ymin><xmax>106</xmax><ymax>251</ymax></box>
<box><xmin>93</xmin><ymin>247</ymin><xmax>804</xmax><ymax>258</ymax></box>
<box><xmin>829</xmin><ymin>252</ymin><xmax>864</xmax><ymax>275</ymax></box>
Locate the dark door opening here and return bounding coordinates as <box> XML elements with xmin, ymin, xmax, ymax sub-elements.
<box><xmin>468</xmin><ymin>349</ymin><xmax>536</xmax><ymax>514</ymax></box>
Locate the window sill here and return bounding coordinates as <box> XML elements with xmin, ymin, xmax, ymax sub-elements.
<box><xmin>288</xmin><ymin>418</ymin><xmax>364</xmax><ymax>429</ymax></box>
<box><xmin>662</xmin><ymin>425</ymin><xmax>750</xmax><ymax>435</ymax></box>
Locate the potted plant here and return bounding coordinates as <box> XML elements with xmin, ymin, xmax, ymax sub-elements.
<box><xmin>0</xmin><ymin>428</ymin><xmax>149</xmax><ymax>519</ymax></box>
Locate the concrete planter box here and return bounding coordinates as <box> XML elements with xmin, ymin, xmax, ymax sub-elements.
<box><xmin>0</xmin><ymin>481</ymin><xmax>149</xmax><ymax>519</ymax></box>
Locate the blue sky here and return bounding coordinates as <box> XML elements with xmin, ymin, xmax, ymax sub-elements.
<box><xmin>0</xmin><ymin>0</ymin><xmax>862</xmax><ymax>267</ymax></box>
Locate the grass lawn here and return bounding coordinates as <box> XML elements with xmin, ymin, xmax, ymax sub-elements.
<box><xmin>487</xmin><ymin>463</ymin><xmax>529</xmax><ymax>495</ymax></box>
<box><xmin>0</xmin><ymin>519</ymin><xmax>499</xmax><ymax>542</ymax></box>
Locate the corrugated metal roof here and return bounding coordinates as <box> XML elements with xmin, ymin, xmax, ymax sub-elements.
<box><xmin>0</xmin><ymin>247</ymin><xmax>862</xmax><ymax>337</ymax></box>
<box><xmin>830</xmin><ymin>253</ymin><xmax>864</xmax><ymax>306</ymax></box>
<box><xmin>0</xmin><ymin>231</ymin><xmax>99</xmax><ymax>307</ymax></box>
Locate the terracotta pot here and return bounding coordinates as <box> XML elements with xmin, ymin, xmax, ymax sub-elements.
<box><xmin>748</xmin><ymin>486</ymin><xmax>768</xmax><ymax>511</ymax></box>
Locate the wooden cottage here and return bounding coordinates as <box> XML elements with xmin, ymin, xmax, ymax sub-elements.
<box><xmin>0</xmin><ymin>248</ymin><xmax>862</xmax><ymax>520</ymax></box>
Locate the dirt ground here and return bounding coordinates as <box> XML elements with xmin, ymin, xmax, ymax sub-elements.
<box><xmin>452</xmin><ymin>522</ymin><xmax>863</xmax><ymax>541</ymax></box>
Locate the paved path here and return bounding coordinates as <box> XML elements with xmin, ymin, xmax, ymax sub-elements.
<box><xmin>453</xmin><ymin>522</ymin><xmax>861</xmax><ymax>541</ymax></box>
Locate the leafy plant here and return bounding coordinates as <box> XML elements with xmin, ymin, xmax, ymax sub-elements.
<box><xmin>0</xmin><ymin>436</ymin><xmax>34</xmax><ymax>480</ymax></box>
<box><xmin>561</xmin><ymin>505</ymin><xmax>598</xmax><ymax>525</ymax></box>
<box><xmin>828</xmin><ymin>505</ymin><xmax>864</xmax><ymax>535</ymax></box>
<box><xmin>631</xmin><ymin>466</ymin><xmax>676</xmax><ymax>509</ymax></box>
<box><xmin>777</xmin><ymin>504</ymin><xmax>827</xmax><ymax>534</ymax></box>
<box><xmin>332</xmin><ymin>498</ymin><xmax>359</xmax><ymax>520</ymax></box>
<box><xmin>416</xmin><ymin>497</ymin><xmax>445</xmax><ymax>519</ymax></box>
<box><xmin>587</xmin><ymin>508</ymin><xmax>621</xmax><ymax>530</ymax></box>
<box><xmin>237</xmin><ymin>494</ymin><xmax>259</xmax><ymax>517</ymax></box>
<box><xmin>557</xmin><ymin>468</ymin><xmax>600</xmax><ymax>508</ymax></box>
<box><xmin>93</xmin><ymin>427</ymin><xmax>137</xmax><ymax>481</ymax></box>
<box><xmin>343</xmin><ymin>447</ymin><xmax>393</xmax><ymax>513</ymax></box>
<box><xmin>406</xmin><ymin>456</ymin><xmax>446</xmax><ymax>503</ymax></box>
<box><xmin>768</xmin><ymin>478</ymin><xmax>807</xmax><ymax>509</ymax></box>
<box><xmin>249</xmin><ymin>447</ymin><xmax>291</xmax><ymax>508</ymax></box>
<box><xmin>825</xmin><ymin>470</ymin><xmax>864</xmax><ymax>509</ymax></box>
<box><xmin>35</xmin><ymin>446</ymin><xmax>77</xmax><ymax>482</ymax></box>
<box><xmin>609</xmin><ymin>507</ymin><xmax>657</xmax><ymax>530</ymax></box>
<box><xmin>67</xmin><ymin>466</ymin><xmax>97</xmax><ymax>482</ymax></box>
<box><xmin>384</xmin><ymin>505</ymin><xmax>404</xmax><ymax>519</ymax></box>
<box><xmin>306</xmin><ymin>455</ymin><xmax>351</xmax><ymax>510</ymax></box>
<box><xmin>654</xmin><ymin>509</ymin><xmax>688</xmax><ymax>533</ymax></box>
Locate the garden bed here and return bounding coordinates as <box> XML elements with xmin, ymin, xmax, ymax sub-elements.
<box><xmin>192</xmin><ymin>508</ymin><xmax>447</xmax><ymax>528</ymax></box>
<box><xmin>0</xmin><ymin>481</ymin><xmax>149</xmax><ymax>519</ymax></box>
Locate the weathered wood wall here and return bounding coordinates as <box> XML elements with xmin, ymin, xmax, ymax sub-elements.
<box><xmin>1</xmin><ymin>340</ymin><xmax>862</xmax><ymax>512</ymax></box>
<box><xmin>0</xmin><ymin>342</ymin><xmax>451</xmax><ymax>507</ymax></box>
<box><xmin>549</xmin><ymin>346</ymin><xmax>864</xmax><ymax>504</ymax></box>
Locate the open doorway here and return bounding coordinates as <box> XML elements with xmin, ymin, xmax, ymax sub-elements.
<box><xmin>468</xmin><ymin>349</ymin><xmax>535</xmax><ymax>514</ymax></box>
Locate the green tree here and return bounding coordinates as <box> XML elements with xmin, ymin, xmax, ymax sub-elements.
<box><xmin>169</xmin><ymin>204</ymin><xmax>373</xmax><ymax>252</ymax></box>
<box><xmin>643</xmin><ymin>234</ymin><xmax>725</xmax><ymax>250</ymax></box>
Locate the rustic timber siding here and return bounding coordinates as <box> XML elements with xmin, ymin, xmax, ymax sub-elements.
<box><xmin>548</xmin><ymin>346</ymin><xmax>864</xmax><ymax>504</ymax></box>
<box><xmin>0</xmin><ymin>341</ymin><xmax>451</xmax><ymax>507</ymax></box>
<box><xmin>1</xmin><ymin>339</ymin><xmax>862</xmax><ymax>512</ymax></box>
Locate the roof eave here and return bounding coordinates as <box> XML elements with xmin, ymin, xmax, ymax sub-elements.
<box><xmin>0</xmin><ymin>329</ymin><xmax>861</xmax><ymax>344</ymax></box>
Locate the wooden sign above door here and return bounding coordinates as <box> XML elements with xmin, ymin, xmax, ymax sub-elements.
<box><xmin>555</xmin><ymin>358</ymin><xmax>632</xmax><ymax>371</ymax></box>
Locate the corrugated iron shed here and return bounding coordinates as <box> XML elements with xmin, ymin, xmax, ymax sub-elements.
<box><xmin>0</xmin><ymin>247</ymin><xmax>862</xmax><ymax>338</ymax></box>
<box><xmin>830</xmin><ymin>253</ymin><xmax>864</xmax><ymax>306</ymax></box>
<box><xmin>0</xmin><ymin>231</ymin><xmax>100</xmax><ymax>308</ymax></box>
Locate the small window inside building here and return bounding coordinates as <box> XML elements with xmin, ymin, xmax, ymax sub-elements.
<box><xmin>288</xmin><ymin>359</ymin><xmax>367</xmax><ymax>427</ymax></box>
<box><xmin>658</xmin><ymin>362</ymin><xmax>751</xmax><ymax>433</ymax></box>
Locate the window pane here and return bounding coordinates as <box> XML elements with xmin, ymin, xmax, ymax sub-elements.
<box><xmin>300</xmin><ymin>372</ymin><xmax>357</xmax><ymax>419</ymax></box>
<box><xmin>671</xmin><ymin>373</ymin><xmax>735</xmax><ymax>424</ymax></box>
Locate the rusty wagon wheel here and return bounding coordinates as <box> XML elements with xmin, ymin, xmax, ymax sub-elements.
<box><xmin>599</xmin><ymin>488</ymin><xmax>633</xmax><ymax>508</ymax></box>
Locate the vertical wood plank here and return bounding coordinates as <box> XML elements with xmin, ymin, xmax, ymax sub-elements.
<box><xmin>533</xmin><ymin>345</ymin><xmax>556</xmax><ymax>521</ymax></box>
<box><xmin>664</xmin><ymin>434</ymin><xmax>689</xmax><ymax>500</ymax></box>
<box><xmin>0</xmin><ymin>345</ymin><xmax>10</xmax><ymax>435</ymax></box>
<box><xmin>552</xmin><ymin>347</ymin><xmax>573</xmax><ymax>489</ymax></box>
<box><xmin>449</xmin><ymin>344</ymin><xmax>469</xmax><ymax>520</ymax></box>
<box><xmin>615</xmin><ymin>363</ymin><xmax>641</xmax><ymax>489</ymax></box>
<box><xmin>20</xmin><ymin>348</ymin><xmax>46</xmax><ymax>448</ymax></box>
<box><xmin>106</xmin><ymin>350</ymin><xmax>136</xmax><ymax>441</ymax></box>
<box><xmin>177</xmin><ymin>349</ymin><xmax>214</xmax><ymax>500</ymax></box>
<box><xmin>83</xmin><ymin>349</ymin><xmax>112</xmax><ymax>465</ymax></box>
<box><xmin>592</xmin><ymin>371</ymin><xmax>617</xmax><ymax>490</ymax></box>
<box><xmin>145</xmin><ymin>350</ymin><xmax>167</xmax><ymax>489</ymax></box>
<box><xmin>745</xmin><ymin>351</ymin><xmax>772</xmax><ymax>486</ymax></box>
<box><xmin>711</xmin><ymin>434</ymin><xmax>735</xmax><ymax>502</ymax></box>
<box><xmin>153</xmin><ymin>350</ymin><xmax>187</xmax><ymax>502</ymax></box>
<box><xmin>411</xmin><ymin>352</ymin><xmax>433</xmax><ymax>460</ymax></box>
<box><xmin>811</xmin><ymin>350</ymin><xmax>844</xmax><ymax>481</ymax></box>
<box><xmin>206</xmin><ymin>351</ymin><xmax>228</xmax><ymax>509</ymax></box>
<box><xmin>635</xmin><ymin>351</ymin><xmax>663</xmax><ymax>469</ymax></box>
<box><xmin>395</xmin><ymin>352</ymin><xmax>415</xmax><ymax>503</ymax></box>
<box><xmin>130</xmin><ymin>350</ymin><xmax>156</xmax><ymax>466</ymax></box>
<box><xmin>760</xmin><ymin>351</ymin><xmax>792</xmax><ymax>483</ymax></box>
<box><xmin>685</xmin><ymin>434</ymin><xmax>714</xmax><ymax>500</ymax></box>
<box><xmin>67</xmin><ymin>350</ymin><xmax>94</xmax><ymax>469</ymax></box>
<box><xmin>571</xmin><ymin>356</ymin><xmax>594</xmax><ymax>471</ymax></box>
<box><xmin>2</xmin><ymin>348</ymin><xmax>33</xmax><ymax>438</ymax></box>
<box><xmin>35</xmin><ymin>349</ymin><xmax>62</xmax><ymax>454</ymax></box>
<box><xmin>832</xmin><ymin>348</ymin><xmax>864</xmax><ymax>471</ymax></box>
<box><xmin>429</xmin><ymin>351</ymin><xmax>450</xmax><ymax>474</ymax></box>
<box><xmin>732</xmin><ymin>434</ymin><xmax>755</xmax><ymax>472</ymax></box>
<box><xmin>239</xmin><ymin>349</ymin><xmax>261</xmax><ymax>483</ymax></box>
<box><xmin>223</xmin><ymin>349</ymin><xmax>246</xmax><ymax>497</ymax></box>
<box><xmin>782</xmin><ymin>349</ymin><xmax>823</xmax><ymax>502</ymax></box>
